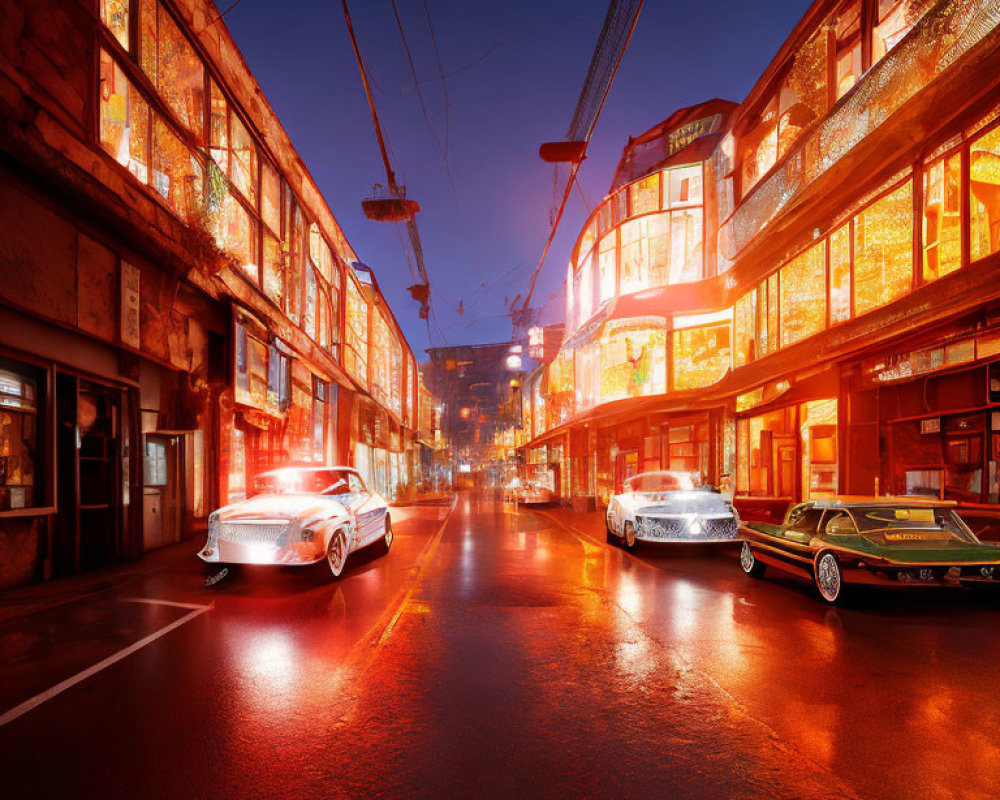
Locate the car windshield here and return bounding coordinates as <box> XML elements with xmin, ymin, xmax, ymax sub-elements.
<box><xmin>626</xmin><ymin>472</ymin><xmax>700</xmax><ymax>492</ymax></box>
<box><xmin>851</xmin><ymin>507</ymin><xmax>977</xmax><ymax>543</ymax></box>
<box><xmin>254</xmin><ymin>468</ymin><xmax>357</xmax><ymax>496</ymax></box>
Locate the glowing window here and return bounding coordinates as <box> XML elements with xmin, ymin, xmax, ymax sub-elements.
<box><xmin>565</xmin><ymin>262</ymin><xmax>574</xmax><ymax>333</ymax></box>
<box><xmin>304</xmin><ymin>267</ymin><xmax>317</xmax><ymax>342</ymax></box>
<box><xmin>780</xmin><ymin>241</ymin><xmax>826</xmax><ymax>347</ymax></box>
<box><xmin>575</xmin><ymin>342</ymin><xmax>600</xmax><ymax>411</ymax></box>
<box><xmin>101</xmin><ymin>0</ymin><xmax>129</xmax><ymax>50</ymax></box>
<box><xmin>734</xmin><ymin>291</ymin><xmax>756</xmax><ymax>366</ymax></box>
<box><xmin>99</xmin><ymin>50</ymin><xmax>149</xmax><ymax>183</ymax></box>
<box><xmin>345</xmin><ymin>278</ymin><xmax>368</xmax><ymax>387</ymax></box>
<box><xmin>599</xmin><ymin>321</ymin><xmax>666</xmax><ymax>402</ymax></box>
<box><xmin>669</xmin><ymin>208</ymin><xmax>703</xmax><ymax>283</ymax></box>
<box><xmin>620</xmin><ymin>214</ymin><xmax>670</xmax><ymax>294</ymax></box>
<box><xmin>262</xmin><ymin>231</ymin><xmax>283</xmax><ymax>308</ymax></box>
<box><xmin>853</xmin><ymin>181</ymin><xmax>913</xmax><ymax>316</ymax></box>
<box><xmin>829</xmin><ymin>223</ymin><xmax>852</xmax><ymax>324</ymax></box>
<box><xmin>370</xmin><ymin>310</ymin><xmax>390</xmax><ymax>407</ymax></box>
<box><xmin>309</xmin><ymin>223</ymin><xmax>334</xmax><ymax>282</ymax></box>
<box><xmin>673</xmin><ymin>324</ymin><xmax>731</xmax><ymax>390</ymax></box>
<box><xmin>667</xmin><ymin>165</ymin><xmax>703</xmax><ymax>208</ymax></box>
<box><xmin>152</xmin><ymin>116</ymin><xmax>202</xmax><ymax>222</ymax></box>
<box><xmin>629</xmin><ymin>173</ymin><xmax>659</xmax><ymax>217</ymax></box>
<box><xmin>970</xmin><ymin>125</ymin><xmax>1000</xmax><ymax>262</ymax></box>
<box><xmin>215</xmin><ymin>191</ymin><xmax>255</xmax><ymax>278</ymax></box>
<box><xmin>229</xmin><ymin>113</ymin><xmax>257</xmax><ymax>206</ymax></box>
<box><xmin>834</xmin><ymin>1</ymin><xmax>862</xmax><ymax>100</ymax></box>
<box><xmin>598</xmin><ymin>231</ymin><xmax>616</xmax><ymax>303</ymax></box>
<box><xmin>208</xmin><ymin>80</ymin><xmax>227</xmax><ymax>168</ymax></box>
<box><xmin>261</xmin><ymin>160</ymin><xmax>281</xmax><ymax>235</ymax></box>
<box><xmin>873</xmin><ymin>0</ymin><xmax>927</xmax><ymax>64</ymax></box>
<box><xmin>922</xmin><ymin>150</ymin><xmax>961</xmax><ymax>282</ymax></box>
<box><xmin>142</xmin><ymin>2</ymin><xmax>204</xmax><ymax>139</ymax></box>
<box><xmin>285</xmin><ymin>201</ymin><xmax>305</xmax><ymax>325</ymax></box>
<box><xmin>742</xmin><ymin>99</ymin><xmax>778</xmax><ymax>195</ymax></box>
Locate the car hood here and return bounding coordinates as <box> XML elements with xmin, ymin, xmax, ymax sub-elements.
<box><xmin>628</xmin><ymin>490</ymin><xmax>731</xmax><ymax>515</ymax></box>
<box><xmin>216</xmin><ymin>493</ymin><xmax>349</xmax><ymax>522</ymax></box>
<box><xmin>860</xmin><ymin>537</ymin><xmax>1000</xmax><ymax>563</ymax></box>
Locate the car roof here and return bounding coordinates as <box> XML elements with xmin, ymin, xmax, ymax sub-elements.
<box><xmin>801</xmin><ymin>496</ymin><xmax>957</xmax><ymax>509</ymax></box>
<box><xmin>259</xmin><ymin>465</ymin><xmax>360</xmax><ymax>477</ymax></box>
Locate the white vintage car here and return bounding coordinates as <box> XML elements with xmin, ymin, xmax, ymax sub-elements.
<box><xmin>605</xmin><ymin>471</ymin><xmax>738</xmax><ymax>549</ymax></box>
<box><xmin>199</xmin><ymin>465</ymin><xmax>391</xmax><ymax>578</ymax></box>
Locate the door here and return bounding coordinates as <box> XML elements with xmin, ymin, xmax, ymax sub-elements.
<box><xmin>143</xmin><ymin>434</ymin><xmax>182</xmax><ymax>550</ymax></box>
<box><xmin>772</xmin><ymin>434</ymin><xmax>797</xmax><ymax>498</ymax></box>
<box><xmin>614</xmin><ymin>450</ymin><xmax>639</xmax><ymax>495</ymax></box>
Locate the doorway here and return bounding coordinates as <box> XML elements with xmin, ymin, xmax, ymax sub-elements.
<box><xmin>142</xmin><ymin>434</ymin><xmax>183</xmax><ymax>550</ymax></box>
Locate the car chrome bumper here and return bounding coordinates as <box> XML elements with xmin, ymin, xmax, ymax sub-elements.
<box><xmin>198</xmin><ymin>540</ymin><xmax>324</xmax><ymax>566</ymax></box>
<box><xmin>635</xmin><ymin>514</ymin><xmax>738</xmax><ymax>542</ymax></box>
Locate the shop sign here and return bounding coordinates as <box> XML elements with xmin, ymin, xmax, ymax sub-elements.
<box><xmin>667</xmin><ymin>114</ymin><xmax>722</xmax><ymax>157</ymax></box>
<box><xmin>120</xmin><ymin>261</ymin><xmax>141</xmax><ymax>349</ymax></box>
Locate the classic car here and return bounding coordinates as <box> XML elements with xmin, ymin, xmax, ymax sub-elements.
<box><xmin>503</xmin><ymin>477</ymin><xmax>555</xmax><ymax>505</ymax></box>
<box><xmin>605</xmin><ymin>471</ymin><xmax>739</xmax><ymax>549</ymax></box>
<box><xmin>738</xmin><ymin>498</ymin><xmax>1000</xmax><ymax>603</ymax></box>
<box><xmin>199</xmin><ymin>465</ymin><xmax>392</xmax><ymax>579</ymax></box>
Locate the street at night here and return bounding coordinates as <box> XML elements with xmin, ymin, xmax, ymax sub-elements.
<box><xmin>3</xmin><ymin>492</ymin><xmax>1000</xmax><ymax>799</ymax></box>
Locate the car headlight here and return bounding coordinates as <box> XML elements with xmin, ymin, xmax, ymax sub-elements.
<box><xmin>301</xmin><ymin>529</ymin><xmax>316</xmax><ymax>543</ymax></box>
<box><xmin>207</xmin><ymin>511</ymin><xmax>220</xmax><ymax>546</ymax></box>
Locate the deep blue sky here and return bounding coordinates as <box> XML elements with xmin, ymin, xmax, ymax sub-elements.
<box><xmin>221</xmin><ymin>0</ymin><xmax>811</xmax><ymax>357</ymax></box>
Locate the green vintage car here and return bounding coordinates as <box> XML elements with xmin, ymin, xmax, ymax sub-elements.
<box><xmin>738</xmin><ymin>498</ymin><xmax>1000</xmax><ymax>603</ymax></box>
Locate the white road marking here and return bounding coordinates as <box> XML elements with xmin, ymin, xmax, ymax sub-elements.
<box><xmin>0</xmin><ymin>600</ymin><xmax>213</xmax><ymax>727</ymax></box>
<box><xmin>119</xmin><ymin>597</ymin><xmax>211</xmax><ymax>611</ymax></box>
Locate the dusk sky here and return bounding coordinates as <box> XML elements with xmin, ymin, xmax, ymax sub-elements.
<box><xmin>222</xmin><ymin>0</ymin><xmax>812</xmax><ymax>357</ymax></box>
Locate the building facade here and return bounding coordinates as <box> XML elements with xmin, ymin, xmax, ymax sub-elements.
<box><xmin>522</xmin><ymin>0</ymin><xmax>1000</xmax><ymax>534</ymax></box>
<box><xmin>0</xmin><ymin>0</ymin><xmax>432</xmax><ymax>587</ymax></box>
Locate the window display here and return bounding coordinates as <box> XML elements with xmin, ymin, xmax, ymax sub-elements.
<box><xmin>854</xmin><ymin>180</ymin><xmax>913</xmax><ymax>315</ymax></box>
<box><xmin>673</xmin><ymin>324</ymin><xmax>731</xmax><ymax>390</ymax></box>
<box><xmin>800</xmin><ymin>399</ymin><xmax>838</xmax><ymax>499</ymax></box>
<box><xmin>0</xmin><ymin>363</ymin><xmax>40</xmax><ymax>511</ymax></box>
<box><xmin>971</xmin><ymin>124</ymin><xmax>1000</xmax><ymax>262</ymax></box>
<box><xmin>780</xmin><ymin>241</ymin><xmax>826</xmax><ymax>347</ymax></box>
<box><xmin>923</xmin><ymin>150</ymin><xmax>961</xmax><ymax>281</ymax></box>
<box><xmin>599</xmin><ymin>320</ymin><xmax>666</xmax><ymax>402</ymax></box>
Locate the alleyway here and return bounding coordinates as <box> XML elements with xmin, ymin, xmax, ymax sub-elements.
<box><xmin>2</xmin><ymin>493</ymin><xmax>999</xmax><ymax>799</ymax></box>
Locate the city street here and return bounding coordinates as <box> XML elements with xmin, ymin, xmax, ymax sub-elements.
<box><xmin>2</xmin><ymin>492</ymin><xmax>999</xmax><ymax>799</ymax></box>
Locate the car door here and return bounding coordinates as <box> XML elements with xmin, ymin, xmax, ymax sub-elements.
<box><xmin>349</xmin><ymin>472</ymin><xmax>386</xmax><ymax>546</ymax></box>
<box><xmin>778</xmin><ymin>505</ymin><xmax>823</xmax><ymax>550</ymax></box>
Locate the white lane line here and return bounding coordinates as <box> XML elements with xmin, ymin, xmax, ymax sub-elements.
<box><xmin>0</xmin><ymin>602</ymin><xmax>213</xmax><ymax>727</ymax></box>
<box><xmin>119</xmin><ymin>597</ymin><xmax>212</xmax><ymax>611</ymax></box>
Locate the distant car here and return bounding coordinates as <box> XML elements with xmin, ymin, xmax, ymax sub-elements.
<box><xmin>199</xmin><ymin>466</ymin><xmax>391</xmax><ymax>578</ymax></box>
<box><xmin>739</xmin><ymin>498</ymin><xmax>1000</xmax><ymax>604</ymax></box>
<box><xmin>605</xmin><ymin>471</ymin><xmax>738</xmax><ymax>549</ymax></box>
<box><xmin>516</xmin><ymin>482</ymin><xmax>555</xmax><ymax>505</ymax></box>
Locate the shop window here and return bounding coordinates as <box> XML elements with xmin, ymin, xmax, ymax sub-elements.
<box><xmin>101</xmin><ymin>0</ymin><xmax>129</xmax><ymax>49</ymax></box>
<box><xmin>922</xmin><ymin>150</ymin><xmax>961</xmax><ymax>282</ymax></box>
<box><xmin>780</xmin><ymin>241</ymin><xmax>826</xmax><ymax>347</ymax></box>
<box><xmin>629</xmin><ymin>173</ymin><xmax>659</xmax><ymax>217</ymax></box>
<box><xmin>753</xmin><ymin>276</ymin><xmax>778</xmax><ymax>358</ymax></box>
<box><xmin>800</xmin><ymin>399</ymin><xmax>838</xmax><ymax>500</ymax></box>
<box><xmin>734</xmin><ymin>291</ymin><xmax>756</xmax><ymax>366</ymax></box>
<box><xmin>234</xmin><ymin>323</ymin><xmax>267</xmax><ymax>408</ymax></box>
<box><xmin>262</xmin><ymin>231</ymin><xmax>283</xmax><ymax>309</ymax></box>
<box><xmin>666</xmin><ymin>165</ymin><xmax>703</xmax><ymax>209</ymax></box>
<box><xmin>829</xmin><ymin>223</ymin><xmax>852</xmax><ymax>324</ymax></box>
<box><xmin>598</xmin><ymin>231</ymin><xmax>617</xmax><ymax>303</ymax></box>
<box><xmin>574</xmin><ymin>342</ymin><xmax>599</xmax><ymax>411</ymax></box>
<box><xmin>834</xmin><ymin>1</ymin><xmax>862</xmax><ymax>100</ymax></box>
<box><xmin>970</xmin><ymin>124</ymin><xmax>1000</xmax><ymax>262</ymax></box>
<box><xmin>261</xmin><ymin>159</ymin><xmax>281</xmax><ymax>235</ymax></box>
<box><xmin>673</xmin><ymin>324</ymin><xmax>731</xmax><ymax>390</ymax></box>
<box><xmin>531</xmin><ymin>375</ymin><xmax>546</xmax><ymax>439</ymax></box>
<box><xmin>229</xmin><ymin>113</ymin><xmax>257</xmax><ymax>206</ymax></box>
<box><xmin>740</xmin><ymin>407</ymin><xmax>796</xmax><ymax>497</ymax></box>
<box><xmin>599</xmin><ymin>322</ymin><xmax>666</xmax><ymax>402</ymax></box>
<box><xmin>669</xmin><ymin>208</ymin><xmax>703</xmax><ymax>284</ymax></box>
<box><xmin>152</xmin><ymin>116</ymin><xmax>202</xmax><ymax>222</ymax></box>
<box><xmin>0</xmin><ymin>362</ymin><xmax>41</xmax><ymax>511</ymax></box>
<box><xmin>99</xmin><ymin>50</ymin><xmax>149</xmax><ymax>183</ymax></box>
<box><xmin>141</xmin><ymin>2</ymin><xmax>204</xmax><ymax>139</ymax></box>
<box><xmin>215</xmin><ymin>191</ymin><xmax>255</xmax><ymax>277</ymax></box>
<box><xmin>266</xmin><ymin>346</ymin><xmax>290</xmax><ymax>413</ymax></box>
<box><xmin>853</xmin><ymin>180</ymin><xmax>913</xmax><ymax>316</ymax></box>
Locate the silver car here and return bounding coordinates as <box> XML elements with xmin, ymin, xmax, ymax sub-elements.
<box><xmin>199</xmin><ymin>466</ymin><xmax>392</xmax><ymax>578</ymax></box>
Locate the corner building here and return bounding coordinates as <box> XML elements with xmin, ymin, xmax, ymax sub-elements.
<box><xmin>0</xmin><ymin>0</ymin><xmax>427</xmax><ymax>587</ymax></box>
<box><xmin>524</xmin><ymin>0</ymin><xmax>1000</xmax><ymax>534</ymax></box>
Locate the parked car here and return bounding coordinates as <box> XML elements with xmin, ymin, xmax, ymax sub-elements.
<box><xmin>738</xmin><ymin>498</ymin><xmax>1000</xmax><ymax>603</ymax></box>
<box><xmin>503</xmin><ymin>477</ymin><xmax>555</xmax><ymax>505</ymax></box>
<box><xmin>199</xmin><ymin>466</ymin><xmax>391</xmax><ymax>579</ymax></box>
<box><xmin>605</xmin><ymin>471</ymin><xmax>738</xmax><ymax>549</ymax></box>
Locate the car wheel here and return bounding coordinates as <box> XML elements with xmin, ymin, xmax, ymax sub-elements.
<box><xmin>814</xmin><ymin>551</ymin><xmax>845</xmax><ymax>604</ymax></box>
<box><xmin>740</xmin><ymin>541</ymin><xmax>767</xmax><ymax>579</ymax></box>
<box><xmin>375</xmin><ymin>515</ymin><xmax>393</xmax><ymax>554</ymax></box>
<box><xmin>326</xmin><ymin>528</ymin><xmax>349</xmax><ymax>578</ymax></box>
<box><xmin>622</xmin><ymin>521</ymin><xmax>637</xmax><ymax>550</ymax></box>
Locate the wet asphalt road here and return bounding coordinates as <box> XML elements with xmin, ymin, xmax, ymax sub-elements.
<box><xmin>2</xmin><ymin>492</ymin><xmax>1000</xmax><ymax>799</ymax></box>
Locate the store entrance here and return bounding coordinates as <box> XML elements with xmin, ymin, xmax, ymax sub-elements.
<box><xmin>142</xmin><ymin>434</ymin><xmax>183</xmax><ymax>550</ymax></box>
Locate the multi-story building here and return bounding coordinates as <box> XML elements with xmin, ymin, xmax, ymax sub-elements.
<box><xmin>0</xmin><ymin>0</ymin><xmax>427</xmax><ymax>587</ymax></box>
<box><xmin>524</xmin><ymin>0</ymin><xmax>1000</xmax><ymax>533</ymax></box>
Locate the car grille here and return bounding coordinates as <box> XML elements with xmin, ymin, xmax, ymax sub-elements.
<box><xmin>217</xmin><ymin>521</ymin><xmax>289</xmax><ymax>546</ymax></box>
<box><xmin>637</xmin><ymin>515</ymin><xmax>737</xmax><ymax>540</ymax></box>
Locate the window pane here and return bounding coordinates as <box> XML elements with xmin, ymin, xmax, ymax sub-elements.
<box><xmin>669</xmin><ymin>208</ymin><xmax>703</xmax><ymax>283</ymax></box>
<box><xmin>742</xmin><ymin>105</ymin><xmax>778</xmax><ymax>195</ymax></box>
<box><xmin>285</xmin><ymin>200</ymin><xmax>304</xmax><ymax>323</ymax></box>
<box><xmin>735</xmin><ymin>291</ymin><xmax>756</xmax><ymax>366</ymax></box>
<box><xmin>780</xmin><ymin>241</ymin><xmax>826</xmax><ymax>347</ymax></box>
<box><xmin>971</xmin><ymin>125</ymin><xmax>1000</xmax><ymax>262</ymax></box>
<box><xmin>99</xmin><ymin>51</ymin><xmax>149</xmax><ymax>183</ymax></box>
<box><xmin>629</xmin><ymin>173</ymin><xmax>659</xmax><ymax>217</ymax></box>
<box><xmin>215</xmin><ymin>191</ymin><xmax>255</xmax><ymax>278</ymax></box>
<box><xmin>834</xmin><ymin>1</ymin><xmax>862</xmax><ymax>99</ymax></box>
<box><xmin>209</xmin><ymin>80</ymin><xmax>227</xmax><ymax>168</ymax></box>
<box><xmin>309</xmin><ymin>224</ymin><xmax>333</xmax><ymax>282</ymax></box>
<box><xmin>673</xmin><ymin>324</ymin><xmax>731</xmax><ymax>390</ymax></box>
<box><xmin>873</xmin><ymin>0</ymin><xmax>928</xmax><ymax>64</ymax></box>
<box><xmin>667</xmin><ymin>165</ymin><xmax>703</xmax><ymax>208</ymax></box>
<box><xmin>598</xmin><ymin>231</ymin><xmax>616</xmax><ymax>303</ymax></box>
<box><xmin>619</xmin><ymin>218</ymin><xmax>645</xmax><ymax>295</ymax></box>
<box><xmin>151</xmin><ymin>4</ymin><xmax>204</xmax><ymax>138</ymax></box>
<box><xmin>262</xmin><ymin>231</ymin><xmax>283</xmax><ymax>308</ymax></box>
<box><xmin>829</xmin><ymin>223</ymin><xmax>851</xmax><ymax>323</ymax></box>
<box><xmin>152</xmin><ymin>116</ymin><xmax>202</xmax><ymax>222</ymax></box>
<box><xmin>261</xmin><ymin>160</ymin><xmax>281</xmax><ymax>234</ymax></box>
<box><xmin>0</xmin><ymin>362</ymin><xmax>41</xmax><ymax>510</ymax></box>
<box><xmin>101</xmin><ymin>0</ymin><xmax>129</xmax><ymax>49</ymax></box>
<box><xmin>229</xmin><ymin>113</ymin><xmax>257</xmax><ymax>205</ymax></box>
<box><xmin>922</xmin><ymin>151</ymin><xmax>962</xmax><ymax>281</ymax></box>
<box><xmin>304</xmin><ymin>267</ymin><xmax>317</xmax><ymax>341</ymax></box>
<box><xmin>599</xmin><ymin>323</ymin><xmax>666</xmax><ymax>401</ymax></box>
<box><xmin>565</xmin><ymin>262</ymin><xmax>574</xmax><ymax>334</ymax></box>
<box><xmin>345</xmin><ymin>278</ymin><xmax>368</xmax><ymax>387</ymax></box>
<box><xmin>854</xmin><ymin>181</ymin><xmax>913</xmax><ymax>315</ymax></box>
